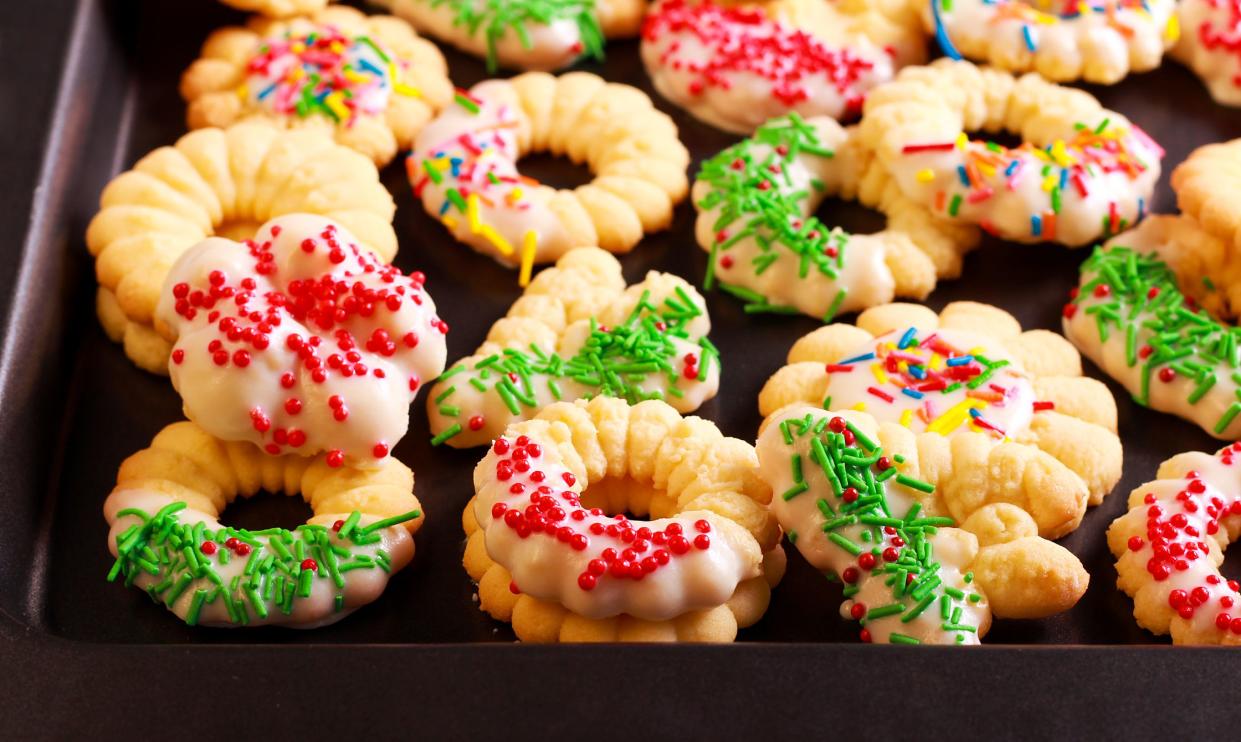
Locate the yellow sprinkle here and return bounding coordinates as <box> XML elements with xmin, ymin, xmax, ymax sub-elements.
<box><xmin>926</xmin><ymin>399</ymin><xmax>985</xmax><ymax>436</ymax></box>
<box><xmin>978</xmin><ymin>163</ymin><xmax>997</xmax><ymax>178</ymax></box>
<box><xmin>291</xmin><ymin>42</ymin><xmax>306</xmax><ymax>53</ymax></box>
<box><xmin>442</xmin><ymin>216</ymin><xmax>459</xmax><ymax>230</ymax></box>
<box><xmin>518</xmin><ymin>231</ymin><xmax>538</xmax><ymax>287</ymax></box>
<box><xmin>871</xmin><ymin>363</ymin><xmax>888</xmax><ymax>385</ymax></box>
<box><xmin>325</xmin><ymin>92</ymin><xmax>349</xmax><ymax>122</ymax></box>
<box><xmin>393</xmin><ymin>81</ymin><xmax>422</xmax><ymax>98</ymax></box>
<box><xmin>506</xmin><ymin>187</ymin><xmax>524</xmax><ymax>206</ymax></box>
<box><xmin>968</xmin><ymin>346</ymin><xmax>984</xmax><ymax>355</ymax></box>
<box><xmin>467</xmin><ymin>194</ymin><xmax>483</xmax><ymax>234</ymax></box>
<box><xmin>235</xmin><ymin>83</ymin><xmax>249</xmax><ymax>101</ymax></box>
<box><xmin>330</xmin><ymin>41</ymin><xmax>345</xmax><ymax>54</ymax></box>
<box><xmin>1041</xmin><ymin>174</ymin><xmax>1057</xmax><ymax>192</ymax></box>
<box><xmin>955</xmin><ymin>133</ymin><xmax>968</xmax><ymax>151</ymax></box>
<box><xmin>479</xmin><ymin>224</ymin><xmax>514</xmax><ymax>257</ymax></box>
<box><xmin>343</xmin><ymin>69</ymin><xmax>369</xmax><ymax>84</ymax></box>
<box><xmin>289</xmin><ymin>67</ymin><xmax>305</xmax><ymax>82</ymax></box>
<box><xmin>851</xmin><ymin>402</ymin><xmax>867</xmax><ymax>412</ymax></box>
<box><xmin>916</xmin><ymin>168</ymin><xmax>935</xmax><ymax>183</ymax></box>
<box><xmin>929</xmin><ymin>354</ymin><xmax>943</xmax><ymax>371</ymax></box>
<box><xmin>1165</xmin><ymin>14</ymin><xmax>1180</xmax><ymax>41</ymax></box>
<box><xmin>899</xmin><ymin>409</ymin><xmax>913</xmax><ymax>428</ymax></box>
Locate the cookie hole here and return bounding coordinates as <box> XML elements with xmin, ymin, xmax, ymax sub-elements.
<box><xmin>219</xmin><ymin>493</ymin><xmax>314</xmax><ymax>532</ymax></box>
<box><xmin>813</xmin><ymin>198</ymin><xmax>886</xmax><ymax>237</ymax></box>
<box><xmin>579</xmin><ymin>477</ymin><xmax>662</xmax><ymax>520</ymax></box>
<box><xmin>214</xmin><ymin>219</ymin><xmax>263</xmax><ymax>242</ymax></box>
<box><xmin>518</xmin><ymin>152</ymin><xmax>595</xmax><ymax>191</ymax></box>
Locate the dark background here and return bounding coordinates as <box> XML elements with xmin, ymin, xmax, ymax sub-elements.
<box><xmin>2</xmin><ymin>0</ymin><xmax>1241</xmax><ymax>736</ymax></box>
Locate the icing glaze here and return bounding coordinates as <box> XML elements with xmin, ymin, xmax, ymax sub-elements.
<box><xmin>824</xmin><ymin>327</ymin><xmax>1035</xmax><ymax>439</ymax></box>
<box><xmin>1174</xmin><ymin>0</ymin><xmax>1241</xmax><ymax>106</ymax></box>
<box><xmin>472</xmin><ymin>433</ymin><xmax>761</xmax><ymax>621</ymax></box>
<box><xmin>758</xmin><ymin>405</ymin><xmax>988</xmax><ymax>644</ymax></box>
<box><xmin>694</xmin><ymin>116</ymin><xmax>897</xmax><ymax>320</ymax></box>
<box><xmin>930</xmin><ymin>0</ymin><xmax>1177</xmax><ymax>83</ymax></box>
<box><xmin>384</xmin><ymin>0</ymin><xmax>602</xmax><ymax>71</ymax></box>
<box><xmin>641</xmin><ymin>0</ymin><xmax>893</xmax><ymax>134</ymax></box>
<box><xmin>105</xmin><ymin>491</ymin><xmax>416</xmax><ymax>629</ymax></box>
<box><xmin>154</xmin><ymin>214</ymin><xmax>448</xmax><ymax>468</ymax></box>
<box><xmin>1110</xmin><ymin>445</ymin><xmax>1241</xmax><ymax>644</ymax></box>
<box><xmin>1063</xmin><ymin>241</ymin><xmax>1241</xmax><ymax>439</ymax></box>
<box><xmin>887</xmin><ymin>117</ymin><xmax>1162</xmax><ymax>246</ymax></box>
<box><xmin>427</xmin><ymin>275</ymin><xmax>720</xmax><ymax>448</ymax></box>
<box><xmin>241</xmin><ymin>27</ymin><xmax>408</xmax><ymax>126</ymax></box>
<box><xmin>409</xmin><ymin>83</ymin><xmax>570</xmax><ymax>273</ymax></box>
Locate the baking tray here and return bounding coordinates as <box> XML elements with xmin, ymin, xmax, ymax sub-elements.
<box><xmin>5</xmin><ymin>0</ymin><xmax>1241</xmax><ymax>735</ymax></box>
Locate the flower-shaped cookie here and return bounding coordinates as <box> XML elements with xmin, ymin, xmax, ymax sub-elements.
<box><xmin>760</xmin><ymin>301</ymin><xmax>1123</xmax><ymax>537</ymax></box>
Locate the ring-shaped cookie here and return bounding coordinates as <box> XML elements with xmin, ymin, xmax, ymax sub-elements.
<box><xmin>695</xmin><ymin>114</ymin><xmax>979</xmax><ymax>322</ymax></box>
<box><xmin>409</xmin><ymin>72</ymin><xmax>689</xmax><ymax>282</ymax></box>
<box><xmin>88</xmin><ymin>122</ymin><xmax>397</xmax><ymax>375</ymax></box>
<box><xmin>1063</xmin><ymin>226</ymin><xmax>1241</xmax><ymax>439</ymax></box>
<box><xmin>860</xmin><ymin>59</ymin><xmax>1163</xmax><ymax>246</ymax></box>
<box><xmin>427</xmin><ymin>247</ymin><xmax>719</xmax><ymax>448</ymax></box>
<box><xmin>758</xmin><ymin>405</ymin><xmax>1089</xmax><ymax>644</ymax></box>
<box><xmin>1108</xmin><ymin>443</ymin><xmax>1241</xmax><ymax>644</ymax></box>
<box><xmin>180</xmin><ymin>5</ymin><xmax>453</xmax><ymax>166</ymax></box>
<box><xmin>378</xmin><ymin>0</ymin><xmax>644</xmax><ymax>72</ymax></box>
<box><xmin>760</xmin><ymin>300</ymin><xmax>1123</xmax><ymax>536</ymax></box>
<box><xmin>1173</xmin><ymin>0</ymin><xmax>1241</xmax><ymax>107</ymax></box>
<box><xmin>155</xmin><ymin>215</ymin><xmax>449</xmax><ymax>469</ymax></box>
<box><xmin>1172</xmin><ymin>138</ymin><xmax>1241</xmax><ymax>252</ymax></box>
<box><xmin>927</xmin><ymin>0</ymin><xmax>1178</xmax><ymax>84</ymax></box>
<box><xmin>105</xmin><ymin>421</ymin><xmax>423</xmax><ymax>628</ymax></box>
<box><xmin>640</xmin><ymin>0</ymin><xmax>924</xmax><ymax>134</ymax></box>
<box><xmin>463</xmin><ymin>398</ymin><xmax>785</xmax><ymax>642</ymax></box>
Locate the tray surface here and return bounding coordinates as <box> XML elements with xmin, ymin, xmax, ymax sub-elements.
<box><xmin>5</xmin><ymin>0</ymin><xmax>1241</xmax><ymax>735</ymax></box>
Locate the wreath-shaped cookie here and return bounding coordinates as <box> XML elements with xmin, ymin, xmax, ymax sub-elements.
<box><xmin>409</xmin><ymin>71</ymin><xmax>689</xmax><ymax>280</ymax></box>
<box><xmin>427</xmin><ymin>247</ymin><xmax>719</xmax><ymax>448</ymax></box>
<box><xmin>88</xmin><ymin>122</ymin><xmax>396</xmax><ymax>374</ymax></box>
<box><xmin>1174</xmin><ymin>0</ymin><xmax>1241</xmax><ymax>107</ymax></box>
<box><xmin>463</xmin><ymin>398</ymin><xmax>785</xmax><ymax>642</ymax></box>
<box><xmin>758</xmin><ymin>404</ymin><xmax>1090</xmax><ymax>644</ymax></box>
<box><xmin>180</xmin><ymin>5</ymin><xmax>452</xmax><ymax>166</ymax></box>
<box><xmin>1109</xmin><ymin>443</ymin><xmax>1241</xmax><ymax>644</ymax></box>
<box><xmin>859</xmin><ymin>59</ymin><xmax>1163</xmax><ymax>246</ymax></box>
<box><xmin>694</xmin><ymin>115</ymin><xmax>979</xmax><ymax>321</ymax></box>
<box><xmin>760</xmin><ymin>301</ymin><xmax>1123</xmax><ymax>536</ymax></box>
<box><xmin>379</xmin><ymin>0</ymin><xmax>644</xmax><ymax>72</ymax></box>
<box><xmin>105</xmin><ymin>421</ymin><xmax>423</xmax><ymax>628</ymax></box>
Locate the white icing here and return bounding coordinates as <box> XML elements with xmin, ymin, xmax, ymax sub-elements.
<box><xmin>641</xmin><ymin>0</ymin><xmax>894</xmax><ymax>134</ymax></box>
<box><xmin>692</xmin><ymin>117</ymin><xmax>897</xmax><ymax>320</ymax></box>
<box><xmin>933</xmin><ymin>0</ymin><xmax>1176</xmax><ymax>82</ymax></box>
<box><xmin>885</xmin><ymin>117</ymin><xmax>1162</xmax><ymax>246</ymax></box>
<box><xmin>155</xmin><ymin>214</ymin><xmax>448</xmax><ymax>468</ymax></box>
<box><xmin>824</xmin><ymin>328</ymin><xmax>1035</xmax><ymax>439</ymax></box>
<box><xmin>1112</xmin><ymin>446</ymin><xmax>1241</xmax><ymax>643</ymax></box>
<box><xmin>758</xmin><ymin>405</ymin><xmax>988</xmax><ymax>644</ymax></box>
<box><xmin>105</xmin><ymin>488</ymin><xmax>413</xmax><ymax>629</ymax></box>
<box><xmin>472</xmin><ymin>432</ymin><xmax>761</xmax><ymax>621</ymax></box>
<box><xmin>411</xmin><ymin>81</ymin><xmax>572</xmax><ymax>266</ymax></box>
<box><xmin>1063</xmin><ymin>235</ymin><xmax>1241</xmax><ymax>440</ymax></box>
<box><xmin>386</xmin><ymin>0</ymin><xmax>590</xmax><ymax>71</ymax></box>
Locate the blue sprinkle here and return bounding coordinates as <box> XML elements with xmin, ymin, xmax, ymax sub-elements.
<box><xmin>908</xmin><ymin>365</ymin><xmax>927</xmax><ymax>380</ymax></box>
<box><xmin>956</xmin><ymin>165</ymin><xmax>970</xmax><ymax>188</ymax></box>
<box><xmin>932</xmin><ymin>0</ymin><xmax>963</xmax><ymax>60</ymax></box>
<box><xmin>898</xmin><ymin>327</ymin><xmax>917</xmax><ymax>349</ymax></box>
<box><xmin>946</xmin><ymin>355</ymin><xmax>973</xmax><ymax>367</ymax></box>
<box><xmin>902</xmin><ymin>388</ymin><xmax>924</xmax><ymax>400</ymax></box>
<box><xmin>1004</xmin><ymin>160</ymin><xmax>1019</xmax><ymax>176</ymax></box>
<box><xmin>438</xmin><ymin>200</ymin><xmax>451</xmax><ymax>216</ymax></box>
<box><xmin>1059</xmin><ymin>168</ymin><xmax>1069</xmax><ymax>190</ymax></box>
<box><xmin>1022</xmin><ymin>25</ymin><xmax>1037</xmax><ymax>52</ymax></box>
<box><xmin>1030</xmin><ymin>214</ymin><xmax>1042</xmax><ymax>237</ymax></box>
<box><xmin>357</xmin><ymin>58</ymin><xmax>384</xmax><ymax>76</ymax></box>
<box><xmin>1138</xmin><ymin>197</ymin><xmax>1146</xmax><ymax>221</ymax></box>
<box><xmin>257</xmin><ymin>81</ymin><xmax>278</xmax><ymax>100</ymax></box>
<box><xmin>968</xmin><ymin>408</ymin><xmax>982</xmax><ymax>418</ymax></box>
<box><xmin>839</xmin><ymin>352</ymin><xmax>876</xmax><ymax>365</ymax></box>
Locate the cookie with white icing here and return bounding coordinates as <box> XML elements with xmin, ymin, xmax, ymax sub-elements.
<box><xmin>427</xmin><ymin>247</ymin><xmax>720</xmax><ymax>448</ymax></box>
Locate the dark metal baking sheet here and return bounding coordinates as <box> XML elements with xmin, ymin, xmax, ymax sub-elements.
<box><xmin>5</xmin><ymin>0</ymin><xmax>1241</xmax><ymax>735</ymax></box>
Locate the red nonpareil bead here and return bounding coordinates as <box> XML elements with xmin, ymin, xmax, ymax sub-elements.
<box><xmin>301</xmin><ymin>558</ymin><xmax>318</xmax><ymax>572</ymax></box>
<box><xmin>857</xmin><ymin>552</ymin><xmax>877</xmax><ymax>570</ymax></box>
<box><xmin>468</xmin><ymin>415</ymin><xmax>485</xmax><ymax>431</ymax></box>
<box><xmin>577</xmin><ymin>573</ymin><xmax>597</xmax><ymax>591</ymax></box>
<box><xmin>332</xmin><ymin>519</ymin><xmax>345</xmax><ymax>531</ymax></box>
<box><xmin>284</xmin><ymin>398</ymin><xmax>302</xmax><ymax>415</ymax></box>
<box><xmin>850</xmin><ymin>603</ymin><xmax>866</xmax><ymax>620</ymax></box>
<box><xmin>1158</xmin><ymin>367</ymin><xmax>1176</xmax><ymax>383</ymax></box>
<box><xmin>1127</xmin><ymin>536</ymin><xmax>1144</xmax><ymax>551</ymax></box>
<box><xmin>509</xmin><ymin>581</ymin><xmax>521</xmax><ymax>595</ymax></box>
<box><xmin>693</xmin><ymin>534</ymin><xmax>710</xmax><ymax>550</ymax></box>
<box><xmin>171</xmin><ymin>349</ymin><xmax>184</xmax><ymax>365</ymax></box>
<box><xmin>200</xmin><ymin>541</ymin><xmax>217</xmax><ymax>556</ymax></box>
<box><xmin>326</xmin><ymin>450</ymin><xmax>345</xmax><ymax>468</ymax></box>
<box><xmin>859</xmin><ymin>629</ymin><xmax>872</xmax><ymax>643</ymax></box>
<box><xmin>372</xmin><ymin>443</ymin><xmax>388</xmax><ymax>458</ymax></box>
<box><xmin>841</xmin><ymin>567</ymin><xmax>859</xmax><ymax>584</ymax></box>
<box><xmin>234</xmin><ymin>542</ymin><xmax>251</xmax><ymax>556</ymax></box>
